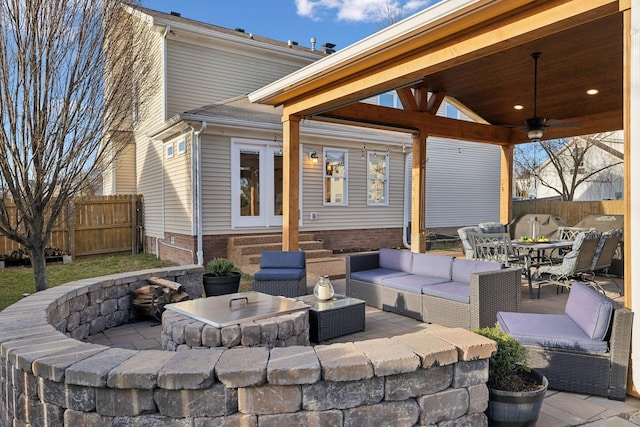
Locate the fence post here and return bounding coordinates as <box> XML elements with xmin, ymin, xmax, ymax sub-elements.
<box><xmin>68</xmin><ymin>200</ymin><xmax>75</xmax><ymax>260</ymax></box>
<box><xmin>131</xmin><ymin>195</ymin><xmax>137</xmax><ymax>255</ymax></box>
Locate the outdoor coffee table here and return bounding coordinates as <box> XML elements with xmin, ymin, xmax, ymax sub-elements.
<box><xmin>165</xmin><ymin>291</ymin><xmax>309</xmax><ymax>327</ymax></box>
<box><xmin>295</xmin><ymin>294</ymin><xmax>365</xmax><ymax>342</ymax></box>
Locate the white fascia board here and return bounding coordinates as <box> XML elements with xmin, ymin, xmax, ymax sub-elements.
<box><xmin>248</xmin><ymin>0</ymin><xmax>479</xmax><ymax>104</ymax></box>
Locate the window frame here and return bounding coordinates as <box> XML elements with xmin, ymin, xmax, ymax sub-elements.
<box><xmin>177</xmin><ymin>139</ymin><xmax>186</xmax><ymax>155</ymax></box>
<box><xmin>366</xmin><ymin>150</ymin><xmax>389</xmax><ymax>206</ymax></box>
<box><xmin>323</xmin><ymin>147</ymin><xmax>348</xmax><ymax>206</ymax></box>
<box><xmin>165</xmin><ymin>143</ymin><xmax>174</xmax><ymax>159</ymax></box>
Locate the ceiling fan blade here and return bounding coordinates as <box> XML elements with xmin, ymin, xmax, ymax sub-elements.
<box><xmin>545</xmin><ymin>119</ymin><xmax>581</xmax><ymax>128</ymax></box>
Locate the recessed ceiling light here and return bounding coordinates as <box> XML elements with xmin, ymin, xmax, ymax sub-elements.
<box><xmin>586</xmin><ymin>89</ymin><xmax>599</xmax><ymax>95</ymax></box>
<box><xmin>513</xmin><ymin>105</ymin><xmax>524</xmax><ymax>110</ymax></box>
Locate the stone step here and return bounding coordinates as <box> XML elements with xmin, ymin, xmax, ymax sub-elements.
<box><xmin>229</xmin><ymin>233</ymin><xmax>316</xmax><ymax>247</ymax></box>
<box><xmin>245</xmin><ymin>248</ymin><xmax>333</xmax><ymax>265</ymax></box>
<box><xmin>233</xmin><ymin>240</ymin><xmax>325</xmax><ymax>257</ymax></box>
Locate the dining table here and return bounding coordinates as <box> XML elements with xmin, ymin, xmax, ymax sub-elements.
<box><xmin>511</xmin><ymin>239</ymin><xmax>575</xmax><ymax>298</ymax></box>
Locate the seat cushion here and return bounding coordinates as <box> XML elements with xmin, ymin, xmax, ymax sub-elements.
<box><xmin>421</xmin><ymin>281</ymin><xmax>470</xmax><ymax>304</ymax></box>
<box><xmin>350</xmin><ymin>268</ymin><xmax>410</xmax><ymax>285</ymax></box>
<box><xmin>451</xmin><ymin>259</ymin><xmax>503</xmax><ymax>283</ymax></box>
<box><xmin>259</xmin><ymin>251</ymin><xmax>306</xmax><ymax>269</ymax></box>
<box><xmin>479</xmin><ymin>222</ymin><xmax>506</xmax><ymax>233</ymax></box>
<box><xmin>382</xmin><ymin>274</ymin><xmax>449</xmax><ymax>292</ymax></box>
<box><xmin>410</xmin><ymin>253</ymin><xmax>453</xmax><ymax>280</ymax></box>
<box><xmin>379</xmin><ymin>248</ymin><xmax>412</xmax><ymax>272</ymax></box>
<box><xmin>565</xmin><ymin>281</ymin><xmax>614</xmax><ymax>340</ymax></box>
<box><xmin>497</xmin><ymin>311</ymin><xmax>608</xmax><ymax>353</ymax></box>
<box><xmin>254</xmin><ymin>268</ymin><xmax>305</xmax><ymax>281</ymax></box>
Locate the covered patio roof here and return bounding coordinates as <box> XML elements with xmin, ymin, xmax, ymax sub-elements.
<box><xmin>248</xmin><ymin>0</ymin><xmax>639</xmax><ymax>392</ymax></box>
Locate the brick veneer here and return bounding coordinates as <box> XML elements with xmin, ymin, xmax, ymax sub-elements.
<box><xmin>0</xmin><ymin>265</ymin><xmax>496</xmax><ymax>426</ymax></box>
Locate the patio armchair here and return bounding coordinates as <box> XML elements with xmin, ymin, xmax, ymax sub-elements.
<box><xmin>557</xmin><ymin>226</ymin><xmax>595</xmax><ymax>240</ymax></box>
<box><xmin>535</xmin><ymin>230</ymin><xmax>601</xmax><ymax>294</ymax></box>
<box><xmin>589</xmin><ymin>228</ymin><xmax>623</xmax><ymax>294</ymax></box>
<box><xmin>252</xmin><ymin>251</ymin><xmax>307</xmax><ymax>297</ymax></box>
<box><xmin>457</xmin><ymin>222</ymin><xmax>505</xmax><ymax>259</ymax></box>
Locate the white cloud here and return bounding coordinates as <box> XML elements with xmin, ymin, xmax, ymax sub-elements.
<box><xmin>295</xmin><ymin>0</ymin><xmax>431</xmax><ymax>23</ymax></box>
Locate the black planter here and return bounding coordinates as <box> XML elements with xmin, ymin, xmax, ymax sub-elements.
<box><xmin>486</xmin><ymin>369</ymin><xmax>548</xmax><ymax>427</ymax></box>
<box><xmin>202</xmin><ymin>272</ymin><xmax>241</xmax><ymax>297</ymax></box>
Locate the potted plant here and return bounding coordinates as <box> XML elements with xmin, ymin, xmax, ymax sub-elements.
<box><xmin>202</xmin><ymin>258</ymin><xmax>241</xmax><ymax>297</ymax></box>
<box><xmin>425</xmin><ymin>230</ymin><xmax>437</xmax><ymax>251</ymax></box>
<box><xmin>473</xmin><ymin>325</ymin><xmax>548</xmax><ymax>426</ymax></box>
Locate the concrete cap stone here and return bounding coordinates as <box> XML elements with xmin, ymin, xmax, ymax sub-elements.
<box><xmin>107</xmin><ymin>350</ymin><xmax>174</xmax><ymax>389</ymax></box>
<box><xmin>268</xmin><ymin>346</ymin><xmax>320</xmax><ymax>385</ymax></box>
<box><xmin>391</xmin><ymin>331</ymin><xmax>458</xmax><ymax>368</ymax></box>
<box><xmin>314</xmin><ymin>342</ymin><xmax>373</xmax><ymax>382</ymax></box>
<box><xmin>157</xmin><ymin>348</ymin><xmax>224</xmax><ymax>389</ymax></box>
<box><xmin>430</xmin><ymin>328</ymin><xmax>497</xmax><ymax>361</ymax></box>
<box><xmin>354</xmin><ymin>338</ymin><xmax>420</xmax><ymax>376</ymax></box>
<box><xmin>66</xmin><ymin>347</ymin><xmax>138</xmax><ymax>387</ymax></box>
<box><xmin>216</xmin><ymin>347</ymin><xmax>269</xmax><ymax>388</ymax></box>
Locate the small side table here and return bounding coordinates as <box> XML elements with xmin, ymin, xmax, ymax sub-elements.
<box><xmin>296</xmin><ymin>294</ymin><xmax>365</xmax><ymax>342</ymax></box>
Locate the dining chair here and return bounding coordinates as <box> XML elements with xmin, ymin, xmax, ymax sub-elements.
<box><xmin>589</xmin><ymin>229</ymin><xmax>623</xmax><ymax>294</ymax></box>
<box><xmin>535</xmin><ymin>230</ymin><xmax>602</xmax><ymax>295</ymax></box>
<box><xmin>468</xmin><ymin>232</ymin><xmax>526</xmax><ymax>268</ymax></box>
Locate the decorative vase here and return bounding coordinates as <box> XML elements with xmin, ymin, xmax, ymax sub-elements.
<box><xmin>313</xmin><ymin>275</ymin><xmax>334</xmax><ymax>300</ymax></box>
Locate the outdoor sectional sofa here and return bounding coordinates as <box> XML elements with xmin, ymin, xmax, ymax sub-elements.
<box><xmin>497</xmin><ymin>281</ymin><xmax>633</xmax><ymax>400</ymax></box>
<box><xmin>346</xmin><ymin>248</ymin><xmax>522</xmax><ymax>329</ymax></box>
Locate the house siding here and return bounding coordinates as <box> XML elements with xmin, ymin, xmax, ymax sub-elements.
<box><xmin>200</xmin><ymin>134</ymin><xmax>233</xmax><ymax>234</ymax></box>
<box><xmin>114</xmin><ymin>143</ymin><xmax>137</xmax><ymax>194</ymax></box>
<box><xmin>165</xmin><ymin>38</ymin><xmax>318</xmax><ymax>118</ymax></box>
<box><xmin>163</xmin><ymin>134</ymin><xmax>193</xmax><ymax>235</ymax></box>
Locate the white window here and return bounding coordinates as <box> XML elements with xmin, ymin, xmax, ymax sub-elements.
<box><xmin>166</xmin><ymin>143</ymin><xmax>174</xmax><ymax>159</ymax></box>
<box><xmin>323</xmin><ymin>148</ymin><xmax>348</xmax><ymax>205</ymax></box>
<box><xmin>367</xmin><ymin>151</ymin><xmax>389</xmax><ymax>206</ymax></box>
<box><xmin>177</xmin><ymin>139</ymin><xmax>186</xmax><ymax>154</ymax></box>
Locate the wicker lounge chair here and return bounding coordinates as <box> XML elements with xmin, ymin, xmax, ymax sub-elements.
<box><xmin>252</xmin><ymin>251</ymin><xmax>307</xmax><ymax>297</ymax></box>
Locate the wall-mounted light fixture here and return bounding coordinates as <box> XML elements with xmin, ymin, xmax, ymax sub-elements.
<box><xmin>309</xmin><ymin>151</ymin><xmax>318</xmax><ymax>164</ymax></box>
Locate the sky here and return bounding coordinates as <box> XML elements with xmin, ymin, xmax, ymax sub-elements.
<box><xmin>140</xmin><ymin>0</ymin><xmax>434</xmax><ymax>52</ymax></box>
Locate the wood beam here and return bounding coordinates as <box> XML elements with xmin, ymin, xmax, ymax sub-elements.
<box><xmin>411</xmin><ymin>131</ymin><xmax>427</xmax><ymax>253</ymax></box>
<box><xmin>282</xmin><ymin>116</ymin><xmax>300</xmax><ymax>251</ymax></box>
<box><xmin>396</xmin><ymin>87</ymin><xmax>419</xmax><ymax>111</ymax></box>
<box><xmin>426</xmin><ymin>91</ymin><xmax>446</xmax><ymax>115</ymax></box>
<box><xmin>500</xmin><ymin>145</ymin><xmax>514</xmax><ymax>225</ymax></box>
<box><xmin>316</xmin><ymin>102</ymin><xmax>512</xmax><ymax>145</ymax></box>
<box><xmin>281</xmin><ymin>0</ymin><xmax>619</xmax><ymax>117</ymax></box>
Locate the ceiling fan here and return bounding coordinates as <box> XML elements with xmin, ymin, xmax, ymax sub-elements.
<box><xmin>523</xmin><ymin>52</ymin><xmax>579</xmax><ymax>142</ymax></box>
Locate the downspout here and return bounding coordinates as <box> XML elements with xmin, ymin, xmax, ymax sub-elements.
<box><xmin>157</xmin><ymin>25</ymin><xmax>170</xmax><ymax>257</ymax></box>
<box><xmin>193</xmin><ymin>121</ymin><xmax>206</xmax><ymax>266</ymax></box>
<box><xmin>402</xmin><ymin>145</ymin><xmax>411</xmax><ymax>249</ymax></box>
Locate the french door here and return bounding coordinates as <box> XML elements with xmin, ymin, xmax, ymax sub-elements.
<box><xmin>232</xmin><ymin>141</ymin><xmax>284</xmax><ymax>228</ymax></box>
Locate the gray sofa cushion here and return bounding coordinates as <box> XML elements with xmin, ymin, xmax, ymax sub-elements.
<box><xmin>410</xmin><ymin>253</ymin><xmax>453</xmax><ymax>280</ymax></box>
<box><xmin>451</xmin><ymin>259</ymin><xmax>503</xmax><ymax>283</ymax></box>
<box><xmin>421</xmin><ymin>281</ymin><xmax>470</xmax><ymax>304</ymax></box>
<box><xmin>379</xmin><ymin>248</ymin><xmax>412</xmax><ymax>272</ymax></box>
<box><xmin>254</xmin><ymin>268</ymin><xmax>305</xmax><ymax>281</ymax></box>
<box><xmin>565</xmin><ymin>281</ymin><xmax>613</xmax><ymax>340</ymax></box>
<box><xmin>382</xmin><ymin>274</ymin><xmax>450</xmax><ymax>292</ymax></box>
<box><xmin>497</xmin><ymin>311</ymin><xmax>609</xmax><ymax>353</ymax></box>
<box><xmin>350</xmin><ymin>269</ymin><xmax>410</xmax><ymax>285</ymax></box>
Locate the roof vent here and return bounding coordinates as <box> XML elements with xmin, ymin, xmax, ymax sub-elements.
<box><xmin>235</xmin><ymin>28</ymin><xmax>245</xmax><ymax>33</ymax></box>
<box><xmin>322</xmin><ymin>43</ymin><xmax>336</xmax><ymax>54</ymax></box>
<box><xmin>287</xmin><ymin>40</ymin><xmax>298</xmax><ymax>48</ymax></box>
<box><xmin>169</xmin><ymin>11</ymin><xmax>181</xmax><ymax>17</ymax></box>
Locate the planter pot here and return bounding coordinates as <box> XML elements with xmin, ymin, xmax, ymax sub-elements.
<box><xmin>203</xmin><ymin>272</ymin><xmax>241</xmax><ymax>297</ymax></box>
<box><xmin>486</xmin><ymin>369</ymin><xmax>548</xmax><ymax>427</ymax></box>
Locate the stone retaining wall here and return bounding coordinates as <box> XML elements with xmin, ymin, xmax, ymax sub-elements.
<box><xmin>0</xmin><ymin>265</ymin><xmax>496</xmax><ymax>426</ymax></box>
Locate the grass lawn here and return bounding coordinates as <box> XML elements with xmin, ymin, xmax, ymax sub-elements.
<box><xmin>0</xmin><ymin>254</ymin><xmax>177</xmax><ymax>311</ymax></box>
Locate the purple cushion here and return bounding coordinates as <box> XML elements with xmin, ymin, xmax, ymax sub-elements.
<box><xmin>410</xmin><ymin>253</ymin><xmax>453</xmax><ymax>280</ymax></box>
<box><xmin>382</xmin><ymin>274</ymin><xmax>449</xmax><ymax>292</ymax></box>
<box><xmin>254</xmin><ymin>268</ymin><xmax>305</xmax><ymax>281</ymax></box>
<box><xmin>451</xmin><ymin>259</ymin><xmax>503</xmax><ymax>283</ymax></box>
<box><xmin>379</xmin><ymin>248</ymin><xmax>412</xmax><ymax>272</ymax></box>
<box><xmin>421</xmin><ymin>281</ymin><xmax>470</xmax><ymax>304</ymax></box>
<box><xmin>565</xmin><ymin>282</ymin><xmax>613</xmax><ymax>340</ymax></box>
<box><xmin>350</xmin><ymin>268</ymin><xmax>410</xmax><ymax>285</ymax></box>
<box><xmin>497</xmin><ymin>311</ymin><xmax>608</xmax><ymax>353</ymax></box>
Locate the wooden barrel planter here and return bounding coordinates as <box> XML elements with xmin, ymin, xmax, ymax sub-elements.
<box><xmin>486</xmin><ymin>369</ymin><xmax>548</xmax><ymax>426</ymax></box>
<box><xmin>203</xmin><ymin>271</ymin><xmax>241</xmax><ymax>296</ymax></box>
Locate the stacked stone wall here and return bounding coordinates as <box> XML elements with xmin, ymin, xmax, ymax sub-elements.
<box><xmin>0</xmin><ymin>265</ymin><xmax>496</xmax><ymax>426</ymax></box>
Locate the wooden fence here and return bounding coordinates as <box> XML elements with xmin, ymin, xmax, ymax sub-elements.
<box><xmin>0</xmin><ymin>195</ymin><xmax>142</xmax><ymax>258</ymax></box>
<box><xmin>513</xmin><ymin>199</ymin><xmax>624</xmax><ymax>226</ymax></box>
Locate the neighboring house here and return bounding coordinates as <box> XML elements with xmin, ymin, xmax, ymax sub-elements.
<box><xmin>534</xmin><ymin>132</ymin><xmax>624</xmax><ymax>201</ymax></box>
<box><xmin>104</xmin><ymin>6</ymin><xmax>501</xmax><ymax>265</ymax></box>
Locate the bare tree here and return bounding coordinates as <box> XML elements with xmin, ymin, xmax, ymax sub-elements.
<box><xmin>514</xmin><ymin>132</ymin><xmax>624</xmax><ymax>201</ymax></box>
<box><xmin>373</xmin><ymin>1</ymin><xmax>431</xmax><ymax>29</ymax></box>
<box><xmin>0</xmin><ymin>0</ymin><xmax>156</xmax><ymax>291</ymax></box>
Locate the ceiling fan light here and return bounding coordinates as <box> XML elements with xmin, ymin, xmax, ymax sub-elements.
<box><xmin>527</xmin><ymin>128</ymin><xmax>544</xmax><ymax>142</ymax></box>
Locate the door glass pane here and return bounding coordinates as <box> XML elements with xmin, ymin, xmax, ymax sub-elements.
<box><xmin>273</xmin><ymin>153</ymin><xmax>283</xmax><ymax>216</ymax></box>
<box><xmin>240</xmin><ymin>151</ymin><xmax>260</xmax><ymax>217</ymax></box>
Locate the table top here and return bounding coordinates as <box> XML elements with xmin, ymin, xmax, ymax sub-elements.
<box><xmin>165</xmin><ymin>291</ymin><xmax>309</xmax><ymax>328</ymax></box>
<box><xmin>295</xmin><ymin>294</ymin><xmax>365</xmax><ymax>312</ymax></box>
<box><xmin>511</xmin><ymin>239</ymin><xmax>574</xmax><ymax>250</ymax></box>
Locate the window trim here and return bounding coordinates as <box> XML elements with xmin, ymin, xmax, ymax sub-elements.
<box><xmin>177</xmin><ymin>139</ymin><xmax>186</xmax><ymax>154</ymax></box>
<box><xmin>165</xmin><ymin>143</ymin><xmax>174</xmax><ymax>159</ymax></box>
<box><xmin>323</xmin><ymin>147</ymin><xmax>348</xmax><ymax>206</ymax></box>
<box><xmin>366</xmin><ymin>150</ymin><xmax>389</xmax><ymax>206</ymax></box>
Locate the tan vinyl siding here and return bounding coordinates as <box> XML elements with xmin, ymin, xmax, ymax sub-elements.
<box><xmin>114</xmin><ymin>143</ymin><xmax>137</xmax><ymax>194</ymax></box>
<box><xmin>200</xmin><ymin>134</ymin><xmax>232</xmax><ymax>234</ymax></box>
<box><xmin>301</xmin><ymin>141</ymin><xmax>405</xmax><ymax>231</ymax></box>
<box><xmin>163</xmin><ymin>135</ymin><xmax>193</xmax><ymax>235</ymax></box>
<box><xmin>135</xmin><ymin>34</ymin><xmax>165</xmax><ymax>239</ymax></box>
<box><xmin>166</xmin><ymin>39</ymin><xmax>317</xmax><ymax>117</ymax></box>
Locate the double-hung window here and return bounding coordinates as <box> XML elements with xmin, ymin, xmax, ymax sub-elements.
<box><xmin>367</xmin><ymin>151</ymin><xmax>389</xmax><ymax>206</ymax></box>
<box><xmin>323</xmin><ymin>148</ymin><xmax>347</xmax><ymax>205</ymax></box>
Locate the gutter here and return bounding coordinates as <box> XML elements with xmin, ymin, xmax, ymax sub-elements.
<box><xmin>193</xmin><ymin>121</ymin><xmax>206</xmax><ymax>266</ymax></box>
